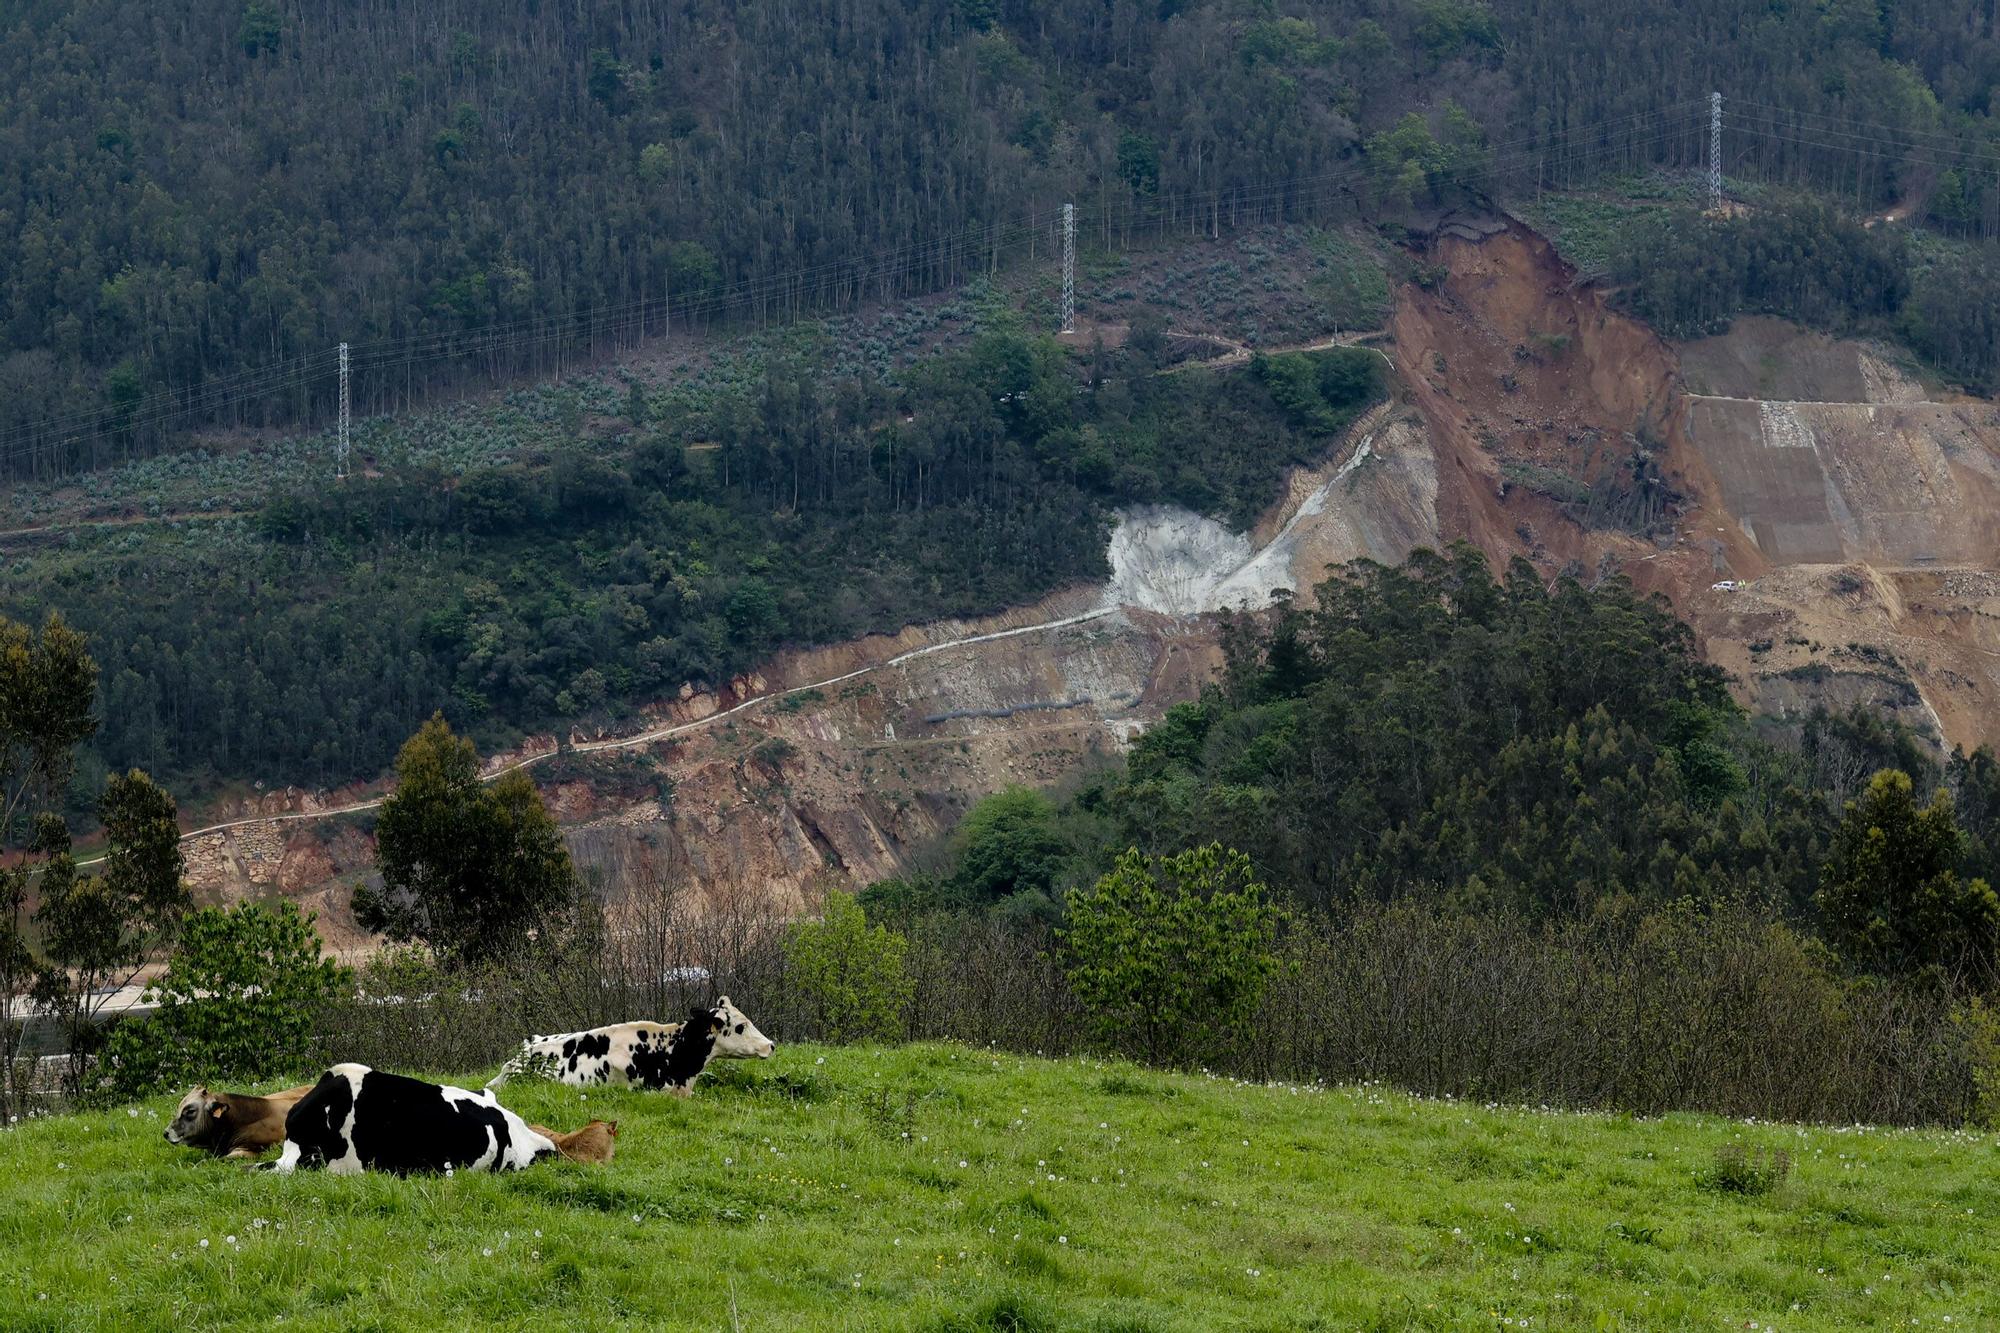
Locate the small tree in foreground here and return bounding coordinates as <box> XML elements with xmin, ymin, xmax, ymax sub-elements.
<box><xmin>0</xmin><ymin>612</ymin><xmax>98</xmax><ymax>1115</ymax></box>
<box><xmin>355</xmin><ymin>713</ymin><xmax>577</xmax><ymax>966</ymax></box>
<box><xmin>34</xmin><ymin>770</ymin><xmax>191</xmax><ymax>1093</ymax></box>
<box><xmin>784</xmin><ymin>887</ymin><xmax>912</xmax><ymax>1042</ymax></box>
<box><xmin>103</xmin><ymin>901</ymin><xmax>352</xmax><ymax>1098</ymax></box>
<box><xmin>1061</xmin><ymin>843</ymin><xmax>1284</xmax><ymax>1068</ymax></box>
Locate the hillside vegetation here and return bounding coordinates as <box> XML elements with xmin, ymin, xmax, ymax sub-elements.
<box><xmin>0</xmin><ymin>267</ymin><xmax>1386</xmax><ymax>798</ymax></box>
<box><xmin>873</xmin><ymin>549</ymin><xmax>2000</xmax><ymax>946</ymax></box>
<box><xmin>7</xmin><ymin>0</ymin><xmax>2000</xmax><ymax>472</ymax></box>
<box><xmin>1520</xmin><ymin>187</ymin><xmax>2000</xmax><ymax>392</ymax></box>
<box><xmin>1</xmin><ymin>1044</ymin><xmax>1994</xmax><ymax>1331</ymax></box>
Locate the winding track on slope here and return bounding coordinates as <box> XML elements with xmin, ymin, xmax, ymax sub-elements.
<box><xmin>61</xmin><ymin>604</ymin><xmax>1128</xmax><ymax>869</ymax></box>
<box><xmin>59</xmin><ymin>331</ymin><xmax>1395</xmax><ymax>869</ymax></box>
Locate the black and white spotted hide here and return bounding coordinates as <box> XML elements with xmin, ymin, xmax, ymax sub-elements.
<box><xmin>487</xmin><ymin>997</ymin><xmax>772</xmax><ymax>1096</ymax></box>
<box><xmin>269</xmin><ymin>1064</ymin><xmax>556</xmax><ymax>1175</ymax></box>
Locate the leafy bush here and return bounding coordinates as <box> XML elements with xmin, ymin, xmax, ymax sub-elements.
<box><xmin>268</xmin><ymin>878</ymin><xmax>1989</xmax><ymax>1126</ymax></box>
<box><xmin>1701</xmin><ymin>1142</ymin><xmax>1792</xmax><ymax>1196</ymax></box>
<box><xmin>1060</xmin><ymin>844</ymin><xmax>1284</xmax><ymax>1067</ymax></box>
<box><xmin>1250</xmin><ymin>348</ymin><xmax>1380</xmax><ymax>436</ymax></box>
<box><xmin>102</xmin><ymin>901</ymin><xmax>351</xmax><ymax>1098</ymax></box>
<box><xmin>1955</xmin><ymin>997</ymin><xmax>2000</xmax><ymax>1130</ymax></box>
<box><xmin>948</xmin><ymin>786</ymin><xmax>1070</xmax><ymax>915</ymax></box>
<box><xmin>784</xmin><ymin>889</ymin><xmax>914</xmax><ymax>1043</ymax></box>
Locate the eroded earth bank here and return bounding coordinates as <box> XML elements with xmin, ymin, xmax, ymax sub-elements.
<box><xmin>185</xmin><ymin>220</ymin><xmax>2000</xmax><ymax>942</ymax></box>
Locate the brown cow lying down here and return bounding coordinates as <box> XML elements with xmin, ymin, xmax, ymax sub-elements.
<box><xmin>164</xmin><ymin>1083</ymin><xmax>316</xmax><ymax>1159</ymax></box>
<box><xmin>531</xmin><ymin>1119</ymin><xmax>619</xmax><ymax>1164</ymax></box>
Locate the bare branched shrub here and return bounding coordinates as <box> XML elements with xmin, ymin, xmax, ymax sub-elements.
<box><xmin>303</xmin><ymin>862</ymin><xmax>1980</xmax><ymax>1126</ymax></box>
<box><xmin>901</xmin><ymin>913</ymin><xmax>1083</xmax><ymax>1056</ymax></box>
<box><xmin>1251</xmin><ymin>901</ymin><xmax>1979</xmax><ymax>1125</ymax></box>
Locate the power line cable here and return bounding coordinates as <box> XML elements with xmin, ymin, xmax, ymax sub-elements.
<box><xmin>1730</xmin><ymin>117</ymin><xmax>2000</xmax><ymax>181</ymax></box>
<box><xmin>1732</xmin><ymin>99</ymin><xmax>2000</xmax><ymax>160</ymax></box>
<box><xmin>0</xmin><ymin>102</ymin><xmax>1712</xmax><ymax>465</ymax></box>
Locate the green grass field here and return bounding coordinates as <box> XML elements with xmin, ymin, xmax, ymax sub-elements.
<box><xmin>1</xmin><ymin>1044</ymin><xmax>1994</xmax><ymax>1330</ymax></box>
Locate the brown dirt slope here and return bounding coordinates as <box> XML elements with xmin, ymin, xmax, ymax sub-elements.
<box><xmin>179</xmin><ymin>219</ymin><xmax>2000</xmax><ymax>925</ymax></box>
<box><xmin>1387</xmin><ymin>220</ymin><xmax>2000</xmax><ymax>752</ymax></box>
<box><xmin>182</xmin><ymin>592</ymin><xmax>1224</xmax><ymax>928</ymax></box>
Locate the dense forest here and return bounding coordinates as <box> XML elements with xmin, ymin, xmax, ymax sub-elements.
<box><xmin>871</xmin><ymin>548</ymin><xmax>2000</xmax><ymax>966</ymax></box>
<box><xmin>1610</xmin><ymin>196</ymin><xmax>2000</xmax><ymax>390</ymax></box>
<box><xmin>5</xmin><ymin>333</ymin><xmax>1382</xmax><ymax>796</ymax></box>
<box><xmin>6</xmin><ymin>0</ymin><xmax>2000</xmax><ymax>476</ymax></box>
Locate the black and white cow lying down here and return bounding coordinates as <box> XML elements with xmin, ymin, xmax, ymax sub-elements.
<box><xmin>487</xmin><ymin>996</ymin><xmax>774</xmax><ymax>1095</ymax></box>
<box><xmin>269</xmin><ymin>1063</ymin><xmax>557</xmax><ymax>1175</ymax></box>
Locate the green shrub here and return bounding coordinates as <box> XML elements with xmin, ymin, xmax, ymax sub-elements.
<box><xmin>1060</xmin><ymin>843</ymin><xmax>1284</xmax><ymax>1067</ymax></box>
<box><xmin>784</xmin><ymin>889</ymin><xmax>914</xmax><ymax>1042</ymax></box>
<box><xmin>949</xmin><ymin>786</ymin><xmax>1069</xmax><ymax>912</ymax></box>
<box><xmin>1955</xmin><ymin>996</ymin><xmax>2000</xmax><ymax>1129</ymax></box>
<box><xmin>103</xmin><ymin>901</ymin><xmax>351</xmax><ymax>1098</ymax></box>
<box><xmin>1701</xmin><ymin>1142</ymin><xmax>1792</xmax><ymax>1196</ymax></box>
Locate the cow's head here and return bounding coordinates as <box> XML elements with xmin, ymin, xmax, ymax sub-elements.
<box><xmin>561</xmin><ymin>1119</ymin><xmax>619</xmax><ymax>1164</ymax></box>
<box><xmin>709</xmin><ymin>995</ymin><xmax>775</xmax><ymax>1060</ymax></box>
<box><xmin>164</xmin><ymin>1087</ymin><xmax>227</xmax><ymax>1147</ymax></box>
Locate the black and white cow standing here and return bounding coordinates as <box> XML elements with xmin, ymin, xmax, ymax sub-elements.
<box><xmin>486</xmin><ymin>996</ymin><xmax>774</xmax><ymax>1096</ymax></box>
<box><xmin>269</xmin><ymin>1063</ymin><xmax>557</xmax><ymax>1175</ymax></box>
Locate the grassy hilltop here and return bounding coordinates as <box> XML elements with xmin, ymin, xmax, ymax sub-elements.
<box><xmin>0</xmin><ymin>1043</ymin><xmax>1994</xmax><ymax>1331</ymax></box>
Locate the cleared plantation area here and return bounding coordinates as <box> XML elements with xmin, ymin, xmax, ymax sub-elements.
<box><xmin>0</xmin><ymin>1044</ymin><xmax>1994</xmax><ymax>1331</ymax></box>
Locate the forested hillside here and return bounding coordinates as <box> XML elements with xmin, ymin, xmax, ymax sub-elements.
<box><xmin>1</xmin><ymin>302</ymin><xmax>1384</xmax><ymax>797</ymax></box>
<box><xmin>6</xmin><ymin>0</ymin><xmax>2000</xmax><ymax>475</ymax></box>
<box><xmin>1524</xmin><ymin>193</ymin><xmax>2000</xmax><ymax>391</ymax></box>
<box><xmin>873</xmin><ymin>549</ymin><xmax>2000</xmax><ymax>962</ymax></box>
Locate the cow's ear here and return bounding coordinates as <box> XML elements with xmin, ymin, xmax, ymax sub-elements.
<box><xmin>716</xmin><ymin>995</ymin><xmax>732</xmax><ymax>1008</ymax></box>
<box><xmin>688</xmin><ymin>1004</ymin><xmax>715</xmax><ymax>1028</ymax></box>
<box><xmin>210</xmin><ymin>1103</ymin><xmax>228</xmax><ymax>1119</ymax></box>
<box><xmin>607</xmin><ymin>1121</ymin><xmax>619</xmax><ymax>1137</ymax></box>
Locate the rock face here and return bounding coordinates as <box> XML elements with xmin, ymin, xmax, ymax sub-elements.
<box><xmin>180</xmin><ymin>219</ymin><xmax>2000</xmax><ymax>932</ymax></box>
<box><xmin>1382</xmin><ymin>221</ymin><xmax>2000</xmax><ymax>754</ymax></box>
<box><xmin>1099</xmin><ymin>401</ymin><xmax>1438</xmax><ymax>618</ymax></box>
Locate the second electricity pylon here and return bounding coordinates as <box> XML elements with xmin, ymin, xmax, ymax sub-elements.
<box><xmin>336</xmin><ymin>342</ymin><xmax>350</xmax><ymax>481</ymax></box>
<box><xmin>1709</xmin><ymin>92</ymin><xmax>1723</xmax><ymax>213</ymax></box>
<box><xmin>1060</xmin><ymin>202</ymin><xmax>1076</xmax><ymax>334</ymax></box>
